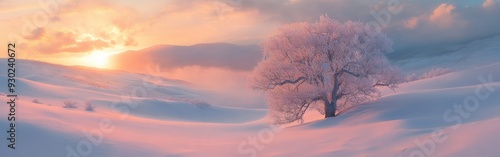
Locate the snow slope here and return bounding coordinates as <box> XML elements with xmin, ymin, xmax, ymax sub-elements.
<box><xmin>0</xmin><ymin>59</ymin><xmax>269</xmax><ymax>156</ymax></box>
<box><xmin>262</xmin><ymin>62</ymin><xmax>500</xmax><ymax>157</ymax></box>
<box><xmin>0</xmin><ymin>36</ymin><xmax>499</xmax><ymax>157</ymax></box>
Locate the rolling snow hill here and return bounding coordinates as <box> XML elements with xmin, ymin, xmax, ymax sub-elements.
<box><xmin>0</xmin><ymin>35</ymin><xmax>499</xmax><ymax>157</ymax></box>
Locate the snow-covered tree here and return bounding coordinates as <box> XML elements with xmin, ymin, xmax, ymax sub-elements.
<box><xmin>251</xmin><ymin>16</ymin><xmax>403</xmax><ymax>124</ymax></box>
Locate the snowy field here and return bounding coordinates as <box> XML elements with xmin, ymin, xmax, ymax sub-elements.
<box><xmin>1</xmin><ymin>35</ymin><xmax>500</xmax><ymax>157</ymax></box>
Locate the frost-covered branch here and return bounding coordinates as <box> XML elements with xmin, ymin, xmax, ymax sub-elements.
<box><xmin>265</xmin><ymin>76</ymin><xmax>307</xmax><ymax>90</ymax></box>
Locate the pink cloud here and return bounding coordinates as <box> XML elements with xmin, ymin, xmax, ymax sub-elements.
<box><xmin>429</xmin><ymin>4</ymin><xmax>458</xmax><ymax>27</ymax></box>
<box><xmin>404</xmin><ymin>17</ymin><xmax>420</xmax><ymax>30</ymax></box>
<box><xmin>483</xmin><ymin>0</ymin><xmax>496</xmax><ymax>8</ymax></box>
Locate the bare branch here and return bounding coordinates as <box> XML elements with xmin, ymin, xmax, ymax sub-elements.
<box><xmin>279</xmin><ymin>76</ymin><xmax>306</xmax><ymax>85</ymax></box>
<box><xmin>266</xmin><ymin>76</ymin><xmax>307</xmax><ymax>90</ymax></box>
<box><xmin>341</xmin><ymin>68</ymin><xmax>360</xmax><ymax>77</ymax></box>
<box><xmin>373</xmin><ymin>83</ymin><xmax>391</xmax><ymax>87</ymax></box>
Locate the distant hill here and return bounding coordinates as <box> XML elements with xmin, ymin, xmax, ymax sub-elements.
<box><xmin>389</xmin><ymin>35</ymin><xmax>500</xmax><ymax>74</ymax></box>
<box><xmin>109</xmin><ymin>43</ymin><xmax>262</xmax><ymax>73</ymax></box>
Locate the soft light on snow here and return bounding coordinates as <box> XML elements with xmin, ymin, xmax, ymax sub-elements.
<box><xmin>0</xmin><ymin>35</ymin><xmax>499</xmax><ymax>157</ymax></box>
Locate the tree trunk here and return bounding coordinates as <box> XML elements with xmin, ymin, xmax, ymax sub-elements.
<box><xmin>325</xmin><ymin>73</ymin><xmax>340</xmax><ymax>118</ymax></box>
<box><xmin>324</xmin><ymin>94</ymin><xmax>338</xmax><ymax>118</ymax></box>
<box><xmin>324</xmin><ymin>101</ymin><xmax>336</xmax><ymax>118</ymax></box>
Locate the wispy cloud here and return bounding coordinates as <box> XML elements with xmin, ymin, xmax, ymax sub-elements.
<box><xmin>2</xmin><ymin>0</ymin><xmax>499</xmax><ymax>55</ymax></box>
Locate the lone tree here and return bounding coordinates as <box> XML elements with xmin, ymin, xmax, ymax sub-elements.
<box><xmin>251</xmin><ymin>16</ymin><xmax>403</xmax><ymax>124</ymax></box>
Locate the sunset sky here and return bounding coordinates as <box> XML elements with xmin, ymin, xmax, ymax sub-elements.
<box><xmin>1</xmin><ymin>0</ymin><xmax>499</xmax><ymax>69</ymax></box>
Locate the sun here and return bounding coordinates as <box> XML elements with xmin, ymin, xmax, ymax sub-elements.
<box><xmin>83</xmin><ymin>51</ymin><xmax>113</xmax><ymax>69</ymax></box>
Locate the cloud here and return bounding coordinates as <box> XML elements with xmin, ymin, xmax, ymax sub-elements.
<box><xmin>483</xmin><ymin>0</ymin><xmax>495</xmax><ymax>8</ymax></box>
<box><xmin>403</xmin><ymin>3</ymin><xmax>463</xmax><ymax>30</ymax></box>
<box><xmin>404</xmin><ymin>17</ymin><xmax>420</xmax><ymax>30</ymax></box>
<box><xmin>34</xmin><ymin>31</ymin><xmax>111</xmax><ymax>54</ymax></box>
<box><xmin>150</xmin><ymin>0</ymin><xmax>500</xmax><ymax>50</ymax></box>
<box><xmin>429</xmin><ymin>4</ymin><xmax>458</xmax><ymax>27</ymax></box>
<box><xmin>393</xmin><ymin>2</ymin><xmax>500</xmax><ymax>49</ymax></box>
<box><xmin>5</xmin><ymin>0</ymin><xmax>500</xmax><ymax>55</ymax></box>
<box><xmin>23</xmin><ymin>27</ymin><xmax>45</xmax><ymax>40</ymax></box>
<box><xmin>13</xmin><ymin>0</ymin><xmax>143</xmax><ymax>54</ymax></box>
<box><xmin>124</xmin><ymin>37</ymin><xmax>138</xmax><ymax>46</ymax></box>
<box><xmin>135</xmin><ymin>0</ymin><xmax>275</xmax><ymax>47</ymax></box>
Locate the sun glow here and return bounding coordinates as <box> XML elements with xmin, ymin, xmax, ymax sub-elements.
<box><xmin>83</xmin><ymin>51</ymin><xmax>113</xmax><ymax>69</ymax></box>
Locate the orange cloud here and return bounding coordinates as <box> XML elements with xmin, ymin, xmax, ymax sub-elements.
<box><xmin>15</xmin><ymin>0</ymin><xmax>273</xmax><ymax>55</ymax></box>
<box><xmin>34</xmin><ymin>31</ymin><xmax>111</xmax><ymax>54</ymax></box>
<box><xmin>12</xmin><ymin>0</ymin><xmax>144</xmax><ymax>55</ymax></box>
<box><xmin>2</xmin><ymin>0</ymin><xmax>500</xmax><ymax>61</ymax></box>
<box><xmin>137</xmin><ymin>1</ymin><xmax>275</xmax><ymax>47</ymax></box>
